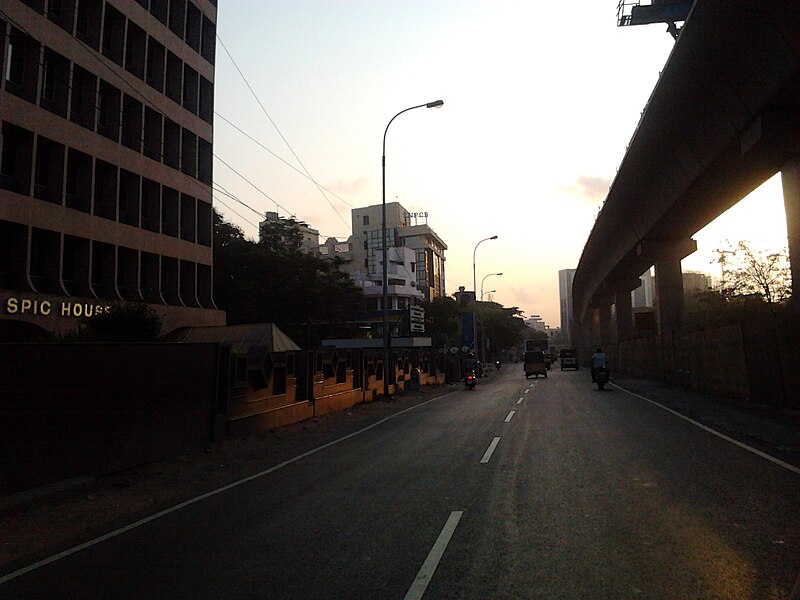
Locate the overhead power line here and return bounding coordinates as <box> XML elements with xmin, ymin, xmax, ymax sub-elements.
<box><xmin>216</xmin><ymin>35</ymin><xmax>352</xmax><ymax>232</ymax></box>
<box><xmin>215</xmin><ymin>112</ymin><xmax>354</xmax><ymax>208</ymax></box>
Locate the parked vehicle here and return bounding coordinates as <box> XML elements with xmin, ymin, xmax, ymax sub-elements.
<box><xmin>465</xmin><ymin>370</ymin><xmax>477</xmax><ymax>390</ymax></box>
<box><xmin>559</xmin><ymin>348</ymin><xmax>579</xmax><ymax>371</ymax></box>
<box><xmin>524</xmin><ymin>350</ymin><xmax>547</xmax><ymax>379</ymax></box>
<box><xmin>595</xmin><ymin>366</ymin><xmax>610</xmax><ymax>390</ymax></box>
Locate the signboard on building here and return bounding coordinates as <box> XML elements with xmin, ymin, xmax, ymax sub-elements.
<box><xmin>409</xmin><ymin>306</ymin><xmax>425</xmax><ymax>333</ymax></box>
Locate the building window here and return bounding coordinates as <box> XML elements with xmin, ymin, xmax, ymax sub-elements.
<box><xmin>119</xmin><ymin>170</ymin><xmax>141</xmax><ymax>227</ymax></box>
<box><xmin>165</xmin><ymin>51</ymin><xmax>182</xmax><ymax>104</ymax></box>
<box><xmin>65</xmin><ymin>148</ymin><xmax>92</xmax><ymax>212</ymax></box>
<box><xmin>181</xmin><ymin>129</ymin><xmax>197</xmax><ymax>177</ymax></box>
<box><xmin>125</xmin><ymin>21</ymin><xmax>147</xmax><ymax>80</ymax></box>
<box><xmin>169</xmin><ymin>0</ymin><xmax>186</xmax><ymax>39</ymax></box>
<box><xmin>5</xmin><ymin>28</ymin><xmax>40</xmax><ymax>104</ymax></box>
<box><xmin>185</xmin><ymin>2</ymin><xmax>202</xmax><ymax>51</ymax></box>
<box><xmin>182</xmin><ymin>64</ymin><xmax>198</xmax><ymax>114</ymax></box>
<box><xmin>75</xmin><ymin>0</ymin><xmax>102</xmax><ymax>50</ymax></box>
<box><xmin>161</xmin><ymin>186</ymin><xmax>179</xmax><ymax>237</ymax></box>
<box><xmin>0</xmin><ymin>121</ymin><xmax>34</xmax><ymax>195</ymax></box>
<box><xmin>40</xmin><ymin>49</ymin><xmax>70</xmax><ymax>118</ymax></box>
<box><xmin>197</xmin><ymin>137</ymin><xmax>212</xmax><ymax>184</ymax></box>
<box><xmin>97</xmin><ymin>80</ymin><xmax>121</xmax><ymax>142</ymax></box>
<box><xmin>34</xmin><ymin>136</ymin><xmax>65</xmax><ymax>205</ymax></box>
<box><xmin>201</xmin><ymin>14</ymin><xmax>216</xmax><ymax>64</ymax></box>
<box><xmin>199</xmin><ymin>76</ymin><xmax>213</xmax><ymax>124</ymax></box>
<box><xmin>363</xmin><ymin>215</ymin><xmax>369</xmax><ymax>226</ymax></box>
<box><xmin>150</xmin><ymin>0</ymin><xmax>168</xmax><ymax>25</ymax></box>
<box><xmin>101</xmin><ymin>4</ymin><xmax>126</xmax><ymax>66</ymax></box>
<box><xmin>143</xmin><ymin>107</ymin><xmax>162</xmax><ymax>161</ymax></box>
<box><xmin>145</xmin><ymin>38</ymin><xmax>165</xmax><ymax>93</ymax></box>
<box><xmin>121</xmin><ymin>95</ymin><xmax>143</xmax><ymax>152</ymax></box>
<box><xmin>163</xmin><ymin>118</ymin><xmax>180</xmax><ymax>169</ymax></box>
<box><xmin>70</xmin><ymin>65</ymin><xmax>97</xmax><ymax>130</ymax></box>
<box><xmin>47</xmin><ymin>0</ymin><xmax>76</xmax><ymax>33</ymax></box>
<box><xmin>180</xmin><ymin>193</ymin><xmax>196</xmax><ymax>242</ymax></box>
<box><xmin>93</xmin><ymin>159</ymin><xmax>118</xmax><ymax>221</ymax></box>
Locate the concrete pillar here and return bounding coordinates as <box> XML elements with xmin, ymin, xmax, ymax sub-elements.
<box><xmin>781</xmin><ymin>157</ymin><xmax>800</xmax><ymax>305</ymax></box>
<box><xmin>654</xmin><ymin>258</ymin><xmax>685</xmax><ymax>334</ymax></box>
<box><xmin>614</xmin><ymin>288</ymin><xmax>635</xmax><ymax>341</ymax></box>
<box><xmin>598</xmin><ymin>302</ymin><xmax>613</xmax><ymax>347</ymax></box>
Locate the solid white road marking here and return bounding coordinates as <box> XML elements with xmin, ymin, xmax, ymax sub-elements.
<box><xmin>480</xmin><ymin>437</ymin><xmax>501</xmax><ymax>463</ymax></box>
<box><xmin>404</xmin><ymin>511</ymin><xmax>464</xmax><ymax>600</ymax></box>
<box><xmin>613</xmin><ymin>383</ymin><xmax>800</xmax><ymax>476</ymax></box>
<box><xmin>504</xmin><ymin>411</ymin><xmax>516</xmax><ymax>423</ymax></box>
<box><xmin>0</xmin><ymin>391</ymin><xmax>459</xmax><ymax>585</ymax></box>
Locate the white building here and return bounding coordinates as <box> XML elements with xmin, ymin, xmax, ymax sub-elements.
<box><xmin>335</xmin><ymin>202</ymin><xmax>447</xmax><ymax>306</ymax></box>
<box><xmin>632</xmin><ymin>269</ymin><xmax>656</xmax><ymax>308</ymax></box>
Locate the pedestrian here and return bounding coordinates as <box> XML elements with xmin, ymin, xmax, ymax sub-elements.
<box><xmin>591</xmin><ymin>347</ymin><xmax>607</xmax><ymax>382</ymax></box>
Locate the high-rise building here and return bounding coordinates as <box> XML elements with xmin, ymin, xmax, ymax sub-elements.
<box><xmin>558</xmin><ymin>268</ymin><xmax>576</xmax><ymax>347</ymax></box>
<box><xmin>0</xmin><ymin>0</ymin><xmax>223</xmax><ymax>337</ymax></box>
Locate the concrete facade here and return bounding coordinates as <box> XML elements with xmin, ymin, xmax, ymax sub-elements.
<box><xmin>0</xmin><ymin>0</ymin><xmax>224</xmax><ymax>337</ymax></box>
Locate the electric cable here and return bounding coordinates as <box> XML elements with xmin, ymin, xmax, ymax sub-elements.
<box><xmin>216</xmin><ymin>35</ymin><xmax>352</xmax><ymax>232</ymax></box>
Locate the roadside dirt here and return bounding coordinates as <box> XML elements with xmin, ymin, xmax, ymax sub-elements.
<box><xmin>0</xmin><ymin>386</ymin><xmax>455</xmax><ymax>572</ymax></box>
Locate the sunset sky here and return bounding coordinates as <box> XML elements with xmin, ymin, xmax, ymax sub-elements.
<box><xmin>212</xmin><ymin>1</ymin><xmax>790</xmax><ymax>326</ymax></box>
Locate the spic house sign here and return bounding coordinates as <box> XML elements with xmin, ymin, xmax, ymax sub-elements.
<box><xmin>3</xmin><ymin>296</ymin><xmax>113</xmax><ymax>318</ymax></box>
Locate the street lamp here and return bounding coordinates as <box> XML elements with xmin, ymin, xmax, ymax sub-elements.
<box><xmin>472</xmin><ymin>236</ymin><xmax>498</xmax><ymax>357</ymax></box>
<box><xmin>480</xmin><ymin>272</ymin><xmax>503</xmax><ymax>300</ymax></box>
<box><xmin>382</xmin><ymin>99</ymin><xmax>444</xmax><ymax>399</ymax></box>
<box><xmin>481</xmin><ymin>289</ymin><xmax>496</xmax><ymax>300</ymax></box>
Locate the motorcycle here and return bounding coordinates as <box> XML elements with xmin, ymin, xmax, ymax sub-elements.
<box><xmin>595</xmin><ymin>367</ymin><xmax>610</xmax><ymax>390</ymax></box>
<box><xmin>495</xmin><ymin>360</ymin><xmax>501</xmax><ymax>370</ymax></box>
<box><xmin>465</xmin><ymin>370</ymin><xmax>477</xmax><ymax>390</ymax></box>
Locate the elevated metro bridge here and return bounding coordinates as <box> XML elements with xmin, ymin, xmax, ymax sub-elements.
<box><xmin>573</xmin><ymin>0</ymin><xmax>800</xmax><ymax>350</ymax></box>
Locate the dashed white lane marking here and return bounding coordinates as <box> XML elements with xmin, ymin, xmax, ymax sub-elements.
<box><xmin>524</xmin><ymin>389</ymin><xmax>530</xmax><ymax>394</ymax></box>
<box><xmin>480</xmin><ymin>437</ymin><xmax>501</xmax><ymax>464</ymax></box>
<box><xmin>613</xmin><ymin>383</ymin><xmax>800</xmax><ymax>476</ymax></box>
<box><xmin>516</xmin><ymin>397</ymin><xmax>524</xmax><ymax>405</ymax></box>
<box><xmin>504</xmin><ymin>410</ymin><xmax>516</xmax><ymax>423</ymax></box>
<box><xmin>0</xmin><ymin>391</ymin><xmax>458</xmax><ymax>585</ymax></box>
<box><xmin>404</xmin><ymin>511</ymin><xmax>464</xmax><ymax>600</ymax></box>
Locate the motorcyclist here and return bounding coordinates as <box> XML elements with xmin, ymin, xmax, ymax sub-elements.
<box><xmin>590</xmin><ymin>347</ymin><xmax>608</xmax><ymax>382</ymax></box>
<box><xmin>463</xmin><ymin>352</ymin><xmax>478</xmax><ymax>374</ymax></box>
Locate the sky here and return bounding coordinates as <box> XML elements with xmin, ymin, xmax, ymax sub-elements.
<box><xmin>211</xmin><ymin>1</ymin><xmax>790</xmax><ymax>326</ymax></box>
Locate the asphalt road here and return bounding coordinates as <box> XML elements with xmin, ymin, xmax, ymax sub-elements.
<box><xmin>3</xmin><ymin>367</ymin><xmax>799</xmax><ymax>599</ymax></box>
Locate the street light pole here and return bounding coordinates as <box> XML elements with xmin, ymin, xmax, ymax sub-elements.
<box><xmin>480</xmin><ymin>272</ymin><xmax>503</xmax><ymax>301</ymax></box>
<box><xmin>382</xmin><ymin>100</ymin><xmax>443</xmax><ymax>399</ymax></box>
<box><xmin>472</xmin><ymin>236</ymin><xmax>498</xmax><ymax>359</ymax></box>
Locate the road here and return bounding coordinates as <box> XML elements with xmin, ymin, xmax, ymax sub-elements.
<box><xmin>3</xmin><ymin>367</ymin><xmax>799</xmax><ymax>599</ymax></box>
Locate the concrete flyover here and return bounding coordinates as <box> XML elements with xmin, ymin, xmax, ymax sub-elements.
<box><xmin>573</xmin><ymin>0</ymin><xmax>800</xmax><ymax>344</ymax></box>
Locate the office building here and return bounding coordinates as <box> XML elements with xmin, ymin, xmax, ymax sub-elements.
<box><xmin>338</xmin><ymin>202</ymin><xmax>447</xmax><ymax>308</ymax></box>
<box><xmin>0</xmin><ymin>0</ymin><xmax>223</xmax><ymax>337</ymax></box>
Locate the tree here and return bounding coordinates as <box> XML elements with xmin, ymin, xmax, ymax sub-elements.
<box><xmin>258</xmin><ymin>216</ymin><xmax>305</xmax><ymax>254</ymax></box>
<box><xmin>58</xmin><ymin>303</ymin><xmax>163</xmax><ymax>342</ymax></box>
<box><xmin>477</xmin><ymin>302</ymin><xmax>528</xmax><ymax>358</ymax></box>
<box><xmin>213</xmin><ymin>211</ymin><xmax>365</xmax><ymax>343</ymax></box>
<box><xmin>421</xmin><ymin>297</ymin><xmax>461</xmax><ymax>348</ymax></box>
<box><xmin>714</xmin><ymin>240</ymin><xmax>791</xmax><ymax>304</ymax></box>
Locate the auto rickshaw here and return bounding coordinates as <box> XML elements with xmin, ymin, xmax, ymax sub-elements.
<box><xmin>524</xmin><ymin>350</ymin><xmax>547</xmax><ymax>378</ymax></box>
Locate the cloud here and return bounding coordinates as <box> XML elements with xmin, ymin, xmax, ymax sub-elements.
<box><xmin>557</xmin><ymin>175</ymin><xmax>612</xmax><ymax>203</ymax></box>
<box><xmin>325</xmin><ymin>177</ymin><xmax>369</xmax><ymax>195</ymax></box>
